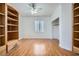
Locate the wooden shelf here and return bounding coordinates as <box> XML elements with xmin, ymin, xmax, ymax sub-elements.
<box><xmin>0</xmin><ymin>45</ymin><xmax>6</xmax><ymax>55</ymax></box>
<box><xmin>0</xmin><ymin>25</ymin><xmax>4</xmax><ymax>27</ymax></box>
<box><xmin>74</xmin><ymin>6</ymin><xmax>79</xmax><ymax>11</ymax></box>
<box><xmin>7</xmin><ymin>40</ymin><xmax>18</xmax><ymax>51</ymax></box>
<box><xmin>74</xmin><ymin>31</ymin><xmax>79</xmax><ymax>33</ymax></box>
<box><xmin>8</xmin><ymin>40</ymin><xmax>18</xmax><ymax>43</ymax></box>
<box><xmin>74</xmin><ymin>38</ymin><xmax>79</xmax><ymax>41</ymax></box>
<box><xmin>74</xmin><ymin>46</ymin><xmax>79</xmax><ymax>49</ymax></box>
<box><xmin>0</xmin><ymin>13</ymin><xmax>5</xmax><ymax>16</ymax></box>
<box><xmin>8</xmin><ymin>24</ymin><xmax>18</xmax><ymax>26</ymax></box>
<box><xmin>74</xmin><ymin>23</ymin><xmax>79</xmax><ymax>25</ymax></box>
<box><xmin>74</xmin><ymin>3</ymin><xmax>79</xmax><ymax>9</ymax></box>
<box><xmin>73</xmin><ymin>46</ymin><xmax>79</xmax><ymax>53</ymax></box>
<box><xmin>8</xmin><ymin>5</ymin><xmax>18</xmax><ymax>14</ymax></box>
<box><xmin>74</xmin><ymin>15</ymin><xmax>79</xmax><ymax>17</ymax></box>
<box><xmin>8</xmin><ymin>11</ymin><xmax>18</xmax><ymax>17</ymax></box>
<box><xmin>8</xmin><ymin>30</ymin><xmax>18</xmax><ymax>33</ymax></box>
<box><xmin>8</xmin><ymin>17</ymin><xmax>18</xmax><ymax>21</ymax></box>
<box><xmin>0</xmin><ymin>35</ymin><xmax>4</xmax><ymax>37</ymax></box>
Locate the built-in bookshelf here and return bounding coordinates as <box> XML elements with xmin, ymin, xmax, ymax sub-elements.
<box><xmin>0</xmin><ymin>3</ymin><xmax>6</xmax><ymax>55</ymax></box>
<box><xmin>0</xmin><ymin>3</ymin><xmax>5</xmax><ymax>47</ymax></box>
<box><xmin>7</xmin><ymin>5</ymin><xmax>19</xmax><ymax>51</ymax></box>
<box><xmin>73</xmin><ymin>3</ymin><xmax>79</xmax><ymax>54</ymax></box>
<box><xmin>0</xmin><ymin>3</ymin><xmax>19</xmax><ymax>55</ymax></box>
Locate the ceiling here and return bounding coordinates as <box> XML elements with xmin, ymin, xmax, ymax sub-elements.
<box><xmin>10</xmin><ymin>3</ymin><xmax>59</xmax><ymax>16</ymax></box>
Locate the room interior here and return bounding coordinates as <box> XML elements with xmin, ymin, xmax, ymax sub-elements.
<box><xmin>0</xmin><ymin>3</ymin><xmax>79</xmax><ymax>56</ymax></box>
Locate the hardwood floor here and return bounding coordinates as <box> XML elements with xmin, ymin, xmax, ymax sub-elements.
<box><xmin>6</xmin><ymin>39</ymin><xmax>77</xmax><ymax>56</ymax></box>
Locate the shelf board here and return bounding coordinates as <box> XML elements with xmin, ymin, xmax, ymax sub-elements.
<box><xmin>74</xmin><ymin>38</ymin><xmax>79</xmax><ymax>41</ymax></box>
<box><xmin>74</xmin><ymin>31</ymin><xmax>79</xmax><ymax>33</ymax></box>
<box><xmin>0</xmin><ymin>45</ymin><xmax>6</xmax><ymax>51</ymax></box>
<box><xmin>8</xmin><ymin>11</ymin><xmax>18</xmax><ymax>17</ymax></box>
<box><xmin>73</xmin><ymin>46</ymin><xmax>79</xmax><ymax>50</ymax></box>
<box><xmin>73</xmin><ymin>46</ymin><xmax>79</xmax><ymax>54</ymax></box>
<box><xmin>0</xmin><ymin>35</ymin><xmax>4</xmax><ymax>37</ymax></box>
<box><xmin>74</xmin><ymin>23</ymin><xmax>79</xmax><ymax>25</ymax></box>
<box><xmin>8</xmin><ymin>40</ymin><xmax>18</xmax><ymax>45</ymax></box>
<box><xmin>74</xmin><ymin>46</ymin><xmax>79</xmax><ymax>48</ymax></box>
<box><xmin>0</xmin><ymin>25</ymin><xmax>4</xmax><ymax>27</ymax></box>
<box><xmin>8</xmin><ymin>17</ymin><xmax>18</xmax><ymax>21</ymax></box>
<box><xmin>74</xmin><ymin>6</ymin><xmax>79</xmax><ymax>11</ymax></box>
<box><xmin>8</xmin><ymin>30</ymin><xmax>18</xmax><ymax>33</ymax></box>
<box><xmin>8</xmin><ymin>24</ymin><xmax>18</xmax><ymax>26</ymax></box>
<box><xmin>74</xmin><ymin>15</ymin><xmax>79</xmax><ymax>17</ymax></box>
<box><xmin>0</xmin><ymin>12</ymin><xmax>5</xmax><ymax>15</ymax></box>
<box><xmin>8</xmin><ymin>5</ymin><xmax>17</xmax><ymax>13</ymax></box>
<box><xmin>8</xmin><ymin>39</ymin><xmax>18</xmax><ymax>42</ymax></box>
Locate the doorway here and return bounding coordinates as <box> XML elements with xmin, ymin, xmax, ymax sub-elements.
<box><xmin>52</xmin><ymin>18</ymin><xmax>59</xmax><ymax>40</ymax></box>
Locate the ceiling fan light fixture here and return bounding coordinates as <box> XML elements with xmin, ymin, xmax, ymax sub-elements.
<box><xmin>27</xmin><ymin>3</ymin><xmax>42</xmax><ymax>14</ymax></box>
<box><xmin>31</xmin><ymin>9</ymin><xmax>38</xmax><ymax>14</ymax></box>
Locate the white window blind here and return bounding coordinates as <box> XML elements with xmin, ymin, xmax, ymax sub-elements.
<box><xmin>35</xmin><ymin>20</ymin><xmax>39</xmax><ymax>32</ymax></box>
<box><xmin>39</xmin><ymin>21</ymin><xmax>44</xmax><ymax>32</ymax></box>
<box><xmin>34</xmin><ymin>20</ymin><xmax>44</xmax><ymax>32</ymax></box>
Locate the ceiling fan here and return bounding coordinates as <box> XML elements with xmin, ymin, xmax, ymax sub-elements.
<box><xmin>27</xmin><ymin>3</ymin><xmax>42</xmax><ymax>14</ymax></box>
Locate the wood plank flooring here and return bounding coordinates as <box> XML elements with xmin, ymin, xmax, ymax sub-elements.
<box><xmin>6</xmin><ymin>39</ymin><xmax>77</xmax><ymax>56</ymax></box>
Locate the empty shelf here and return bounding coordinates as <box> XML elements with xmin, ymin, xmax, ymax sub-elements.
<box><xmin>0</xmin><ymin>25</ymin><xmax>4</xmax><ymax>27</ymax></box>
<box><xmin>75</xmin><ymin>38</ymin><xmax>79</xmax><ymax>41</ymax></box>
<box><xmin>74</xmin><ymin>31</ymin><xmax>79</xmax><ymax>33</ymax></box>
<box><xmin>8</xmin><ymin>31</ymin><xmax>18</xmax><ymax>33</ymax></box>
<box><xmin>74</xmin><ymin>6</ymin><xmax>79</xmax><ymax>11</ymax></box>
<box><xmin>74</xmin><ymin>23</ymin><xmax>79</xmax><ymax>25</ymax></box>
<box><xmin>0</xmin><ymin>13</ymin><xmax>5</xmax><ymax>15</ymax></box>
<box><xmin>8</xmin><ymin>11</ymin><xmax>18</xmax><ymax>17</ymax></box>
<box><xmin>0</xmin><ymin>35</ymin><xmax>4</xmax><ymax>37</ymax></box>
<box><xmin>74</xmin><ymin>15</ymin><xmax>79</xmax><ymax>17</ymax></box>
<box><xmin>8</xmin><ymin>24</ymin><xmax>18</xmax><ymax>26</ymax></box>
<box><xmin>8</xmin><ymin>17</ymin><xmax>18</xmax><ymax>21</ymax></box>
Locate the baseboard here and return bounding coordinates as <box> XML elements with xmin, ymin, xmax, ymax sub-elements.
<box><xmin>20</xmin><ymin>38</ymin><xmax>54</xmax><ymax>40</ymax></box>
<box><xmin>20</xmin><ymin>38</ymin><xmax>59</xmax><ymax>40</ymax></box>
<box><xmin>51</xmin><ymin>38</ymin><xmax>59</xmax><ymax>40</ymax></box>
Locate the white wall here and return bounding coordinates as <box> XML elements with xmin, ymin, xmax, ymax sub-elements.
<box><xmin>59</xmin><ymin>3</ymin><xmax>73</xmax><ymax>51</ymax></box>
<box><xmin>19</xmin><ymin>16</ymin><xmax>52</xmax><ymax>39</ymax></box>
<box><xmin>51</xmin><ymin>3</ymin><xmax>73</xmax><ymax>51</ymax></box>
<box><xmin>51</xmin><ymin>5</ymin><xmax>61</xmax><ymax>40</ymax></box>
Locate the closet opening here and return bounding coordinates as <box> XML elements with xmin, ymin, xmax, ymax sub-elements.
<box><xmin>52</xmin><ymin>17</ymin><xmax>59</xmax><ymax>44</ymax></box>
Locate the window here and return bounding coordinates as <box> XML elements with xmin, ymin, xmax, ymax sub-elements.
<box><xmin>34</xmin><ymin>20</ymin><xmax>44</xmax><ymax>32</ymax></box>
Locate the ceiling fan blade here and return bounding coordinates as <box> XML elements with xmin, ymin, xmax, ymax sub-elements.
<box><xmin>27</xmin><ymin>3</ymin><xmax>42</xmax><ymax>14</ymax></box>
<box><xmin>35</xmin><ymin>8</ymin><xmax>42</xmax><ymax>12</ymax></box>
<box><xmin>27</xmin><ymin>3</ymin><xmax>36</xmax><ymax>9</ymax></box>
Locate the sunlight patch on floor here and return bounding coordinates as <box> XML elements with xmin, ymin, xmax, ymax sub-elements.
<box><xmin>33</xmin><ymin>44</ymin><xmax>46</xmax><ymax>55</ymax></box>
